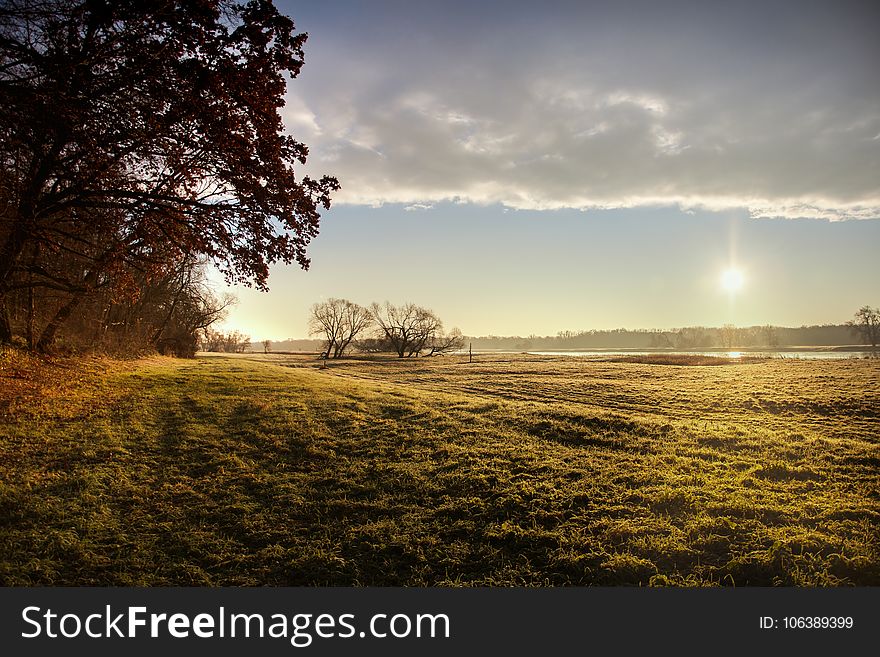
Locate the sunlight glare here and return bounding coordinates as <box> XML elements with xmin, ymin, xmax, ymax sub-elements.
<box><xmin>721</xmin><ymin>268</ymin><xmax>745</xmax><ymax>292</ymax></box>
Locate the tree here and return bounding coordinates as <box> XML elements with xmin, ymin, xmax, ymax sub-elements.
<box><xmin>4</xmin><ymin>250</ymin><xmax>232</xmax><ymax>355</ymax></box>
<box><xmin>847</xmin><ymin>306</ymin><xmax>880</xmax><ymax>353</ymax></box>
<box><xmin>370</xmin><ymin>301</ymin><xmax>461</xmax><ymax>357</ymax></box>
<box><xmin>673</xmin><ymin>326</ymin><xmax>709</xmax><ymax>349</ymax></box>
<box><xmin>649</xmin><ymin>331</ymin><xmax>674</xmax><ymax>348</ymax></box>
<box><xmin>201</xmin><ymin>329</ymin><xmax>250</xmax><ymax>353</ymax></box>
<box><xmin>354</xmin><ymin>335</ymin><xmax>394</xmax><ymax>353</ymax></box>
<box><xmin>308</xmin><ymin>298</ymin><xmax>372</xmax><ymax>358</ymax></box>
<box><xmin>262</xmin><ymin>339</ymin><xmax>272</xmax><ymax>353</ymax></box>
<box><xmin>761</xmin><ymin>324</ymin><xmax>779</xmax><ymax>348</ymax></box>
<box><xmin>424</xmin><ymin>327</ymin><xmax>465</xmax><ymax>356</ymax></box>
<box><xmin>0</xmin><ymin>0</ymin><xmax>338</xmax><ymax>349</ymax></box>
<box><xmin>720</xmin><ymin>324</ymin><xmax>737</xmax><ymax>350</ymax></box>
<box><xmin>135</xmin><ymin>256</ymin><xmax>234</xmax><ymax>357</ymax></box>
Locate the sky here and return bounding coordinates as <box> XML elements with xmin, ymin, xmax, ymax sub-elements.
<box><xmin>215</xmin><ymin>0</ymin><xmax>880</xmax><ymax>340</ymax></box>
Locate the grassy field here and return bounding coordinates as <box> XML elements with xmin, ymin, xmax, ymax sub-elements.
<box><xmin>1</xmin><ymin>349</ymin><xmax>878</xmax><ymax>586</ymax></box>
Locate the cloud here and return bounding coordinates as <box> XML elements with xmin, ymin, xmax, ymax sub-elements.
<box><xmin>289</xmin><ymin>0</ymin><xmax>880</xmax><ymax>220</ymax></box>
<box><xmin>282</xmin><ymin>96</ymin><xmax>322</xmax><ymax>138</ymax></box>
<box><xmin>404</xmin><ymin>203</ymin><xmax>434</xmax><ymax>212</ymax></box>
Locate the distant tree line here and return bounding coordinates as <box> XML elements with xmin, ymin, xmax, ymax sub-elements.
<box><xmin>200</xmin><ymin>329</ymin><xmax>252</xmax><ymax>354</ymax></box>
<box><xmin>257</xmin><ymin>308</ymin><xmax>879</xmax><ymax>355</ymax></box>
<box><xmin>466</xmin><ymin>321</ymin><xmax>875</xmax><ymax>351</ymax></box>
<box><xmin>251</xmin><ymin>338</ymin><xmax>324</xmax><ymax>352</ymax></box>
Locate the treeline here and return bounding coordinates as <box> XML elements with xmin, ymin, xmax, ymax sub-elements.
<box><xmin>200</xmin><ymin>330</ymin><xmax>252</xmax><ymax>354</ymax></box>
<box><xmin>247</xmin><ymin>339</ymin><xmax>324</xmax><ymax>353</ymax></box>
<box><xmin>254</xmin><ymin>322</ymin><xmax>871</xmax><ymax>354</ymax></box>
<box><xmin>0</xmin><ymin>248</ymin><xmax>233</xmax><ymax>356</ymax></box>
<box><xmin>468</xmin><ymin>324</ymin><xmax>863</xmax><ymax>351</ymax></box>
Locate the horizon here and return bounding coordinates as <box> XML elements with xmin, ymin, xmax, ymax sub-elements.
<box><xmin>253</xmin><ymin>321</ymin><xmax>862</xmax><ymax>346</ymax></box>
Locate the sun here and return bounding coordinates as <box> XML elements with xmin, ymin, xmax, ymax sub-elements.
<box><xmin>721</xmin><ymin>267</ymin><xmax>745</xmax><ymax>292</ymax></box>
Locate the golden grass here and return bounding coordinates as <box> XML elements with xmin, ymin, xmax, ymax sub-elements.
<box><xmin>1</xmin><ymin>350</ymin><xmax>877</xmax><ymax>585</ymax></box>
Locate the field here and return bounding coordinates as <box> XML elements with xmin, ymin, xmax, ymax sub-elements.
<box><xmin>1</xmin><ymin>349</ymin><xmax>878</xmax><ymax>586</ymax></box>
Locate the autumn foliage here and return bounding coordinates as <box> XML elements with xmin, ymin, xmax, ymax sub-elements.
<box><xmin>0</xmin><ymin>0</ymin><xmax>337</xmax><ymax>352</ymax></box>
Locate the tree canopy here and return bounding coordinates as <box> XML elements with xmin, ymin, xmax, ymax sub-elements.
<box><xmin>0</xmin><ymin>0</ymin><xmax>338</xmax><ymax>350</ymax></box>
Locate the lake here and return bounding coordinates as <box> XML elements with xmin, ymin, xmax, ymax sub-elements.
<box><xmin>522</xmin><ymin>350</ymin><xmax>873</xmax><ymax>360</ymax></box>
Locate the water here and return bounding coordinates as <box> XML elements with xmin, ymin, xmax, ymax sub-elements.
<box><xmin>522</xmin><ymin>350</ymin><xmax>873</xmax><ymax>360</ymax></box>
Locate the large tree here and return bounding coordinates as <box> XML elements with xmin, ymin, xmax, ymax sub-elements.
<box><xmin>370</xmin><ymin>301</ymin><xmax>462</xmax><ymax>358</ymax></box>
<box><xmin>0</xmin><ymin>0</ymin><xmax>338</xmax><ymax>348</ymax></box>
<box><xmin>848</xmin><ymin>306</ymin><xmax>879</xmax><ymax>353</ymax></box>
<box><xmin>309</xmin><ymin>298</ymin><xmax>372</xmax><ymax>358</ymax></box>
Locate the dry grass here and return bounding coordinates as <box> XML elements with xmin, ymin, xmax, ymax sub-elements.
<box><xmin>1</xmin><ymin>350</ymin><xmax>877</xmax><ymax>586</ymax></box>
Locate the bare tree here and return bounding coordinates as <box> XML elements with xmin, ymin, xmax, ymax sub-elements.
<box><xmin>847</xmin><ymin>306</ymin><xmax>880</xmax><ymax>354</ymax></box>
<box><xmin>309</xmin><ymin>298</ymin><xmax>372</xmax><ymax>358</ymax></box>
<box><xmin>92</xmin><ymin>255</ymin><xmax>233</xmax><ymax>357</ymax></box>
<box><xmin>309</xmin><ymin>300</ymin><xmax>343</xmax><ymax>358</ymax></box>
<box><xmin>720</xmin><ymin>324</ymin><xmax>737</xmax><ymax>350</ymax></box>
<box><xmin>144</xmin><ymin>258</ymin><xmax>234</xmax><ymax>357</ymax></box>
<box><xmin>262</xmin><ymin>340</ymin><xmax>272</xmax><ymax>354</ymax></box>
<box><xmin>338</xmin><ymin>301</ymin><xmax>374</xmax><ymax>357</ymax></box>
<box><xmin>673</xmin><ymin>326</ymin><xmax>710</xmax><ymax>349</ymax></box>
<box><xmin>354</xmin><ymin>336</ymin><xmax>394</xmax><ymax>353</ymax></box>
<box><xmin>424</xmin><ymin>328</ymin><xmax>465</xmax><ymax>356</ymax></box>
<box><xmin>370</xmin><ymin>302</ymin><xmax>460</xmax><ymax>357</ymax></box>
<box><xmin>761</xmin><ymin>324</ymin><xmax>779</xmax><ymax>348</ymax></box>
<box><xmin>201</xmin><ymin>329</ymin><xmax>250</xmax><ymax>353</ymax></box>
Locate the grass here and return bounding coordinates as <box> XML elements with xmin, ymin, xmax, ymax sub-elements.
<box><xmin>1</xmin><ymin>348</ymin><xmax>878</xmax><ymax>586</ymax></box>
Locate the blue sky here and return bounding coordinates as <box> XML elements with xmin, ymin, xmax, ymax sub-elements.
<box><xmin>215</xmin><ymin>0</ymin><xmax>880</xmax><ymax>340</ymax></box>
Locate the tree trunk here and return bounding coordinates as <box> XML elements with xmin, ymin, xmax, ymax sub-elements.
<box><xmin>0</xmin><ymin>216</ymin><xmax>32</xmax><ymax>346</ymax></box>
<box><xmin>26</xmin><ymin>285</ymin><xmax>35</xmax><ymax>349</ymax></box>
<box><xmin>150</xmin><ymin>288</ymin><xmax>182</xmax><ymax>345</ymax></box>
<box><xmin>36</xmin><ymin>290</ymin><xmax>85</xmax><ymax>352</ymax></box>
<box><xmin>0</xmin><ymin>298</ymin><xmax>12</xmax><ymax>344</ymax></box>
<box><xmin>0</xmin><ymin>217</ymin><xmax>31</xmax><ymax>292</ymax></box>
